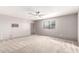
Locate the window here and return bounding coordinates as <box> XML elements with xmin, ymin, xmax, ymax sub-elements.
<box><xmin>43</xmin><ymin>20</ymin><xmax>55</xmax><ymax>29</ymax></box>
<box><xmin>11</xmin><ymin>24</ymin><xmax>19</xmax><ymax>28</ymax></box>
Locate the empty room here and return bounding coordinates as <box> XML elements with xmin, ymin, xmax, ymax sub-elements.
<box><xmin>0</xmin><ymin>6</ymin><xmax>79</xmax><ymax>53</ymax></box>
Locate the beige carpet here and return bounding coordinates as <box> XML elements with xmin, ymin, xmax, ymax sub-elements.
<box><xmin>0</xmin><ymin>35</ymin><xmax>79</xmax><ymax>53</ymax></box>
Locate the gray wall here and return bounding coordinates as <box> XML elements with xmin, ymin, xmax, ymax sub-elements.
<box><xmin>0</xmin><ymin>14</ymin><xmax>31</xmax><ymax>40</ymax></box>
<box><xmin>32</xmin><ymin>13</ymin><xmax>78</xmax><ymax>41</ymax></box>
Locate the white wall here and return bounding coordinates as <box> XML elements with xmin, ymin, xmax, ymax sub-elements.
<box><xmin>33</xmin><ymin>13</ymin><xmax>77</xmax><ymax>41</ymax></box>
<box><xmin>0</xmin><ymin>14</ymin><xmax>31</xmax><ymax>40</ymax></box>
<box><xmin>78</xmin><ymin>12</ymin><xmax>79</xmax><ymax>45</ymax></box>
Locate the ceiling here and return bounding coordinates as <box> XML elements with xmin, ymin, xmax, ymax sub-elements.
<box><xmin>0</xmin><ymin>6</ymin><xmax>79</xmax><ymax>20</ymax></box>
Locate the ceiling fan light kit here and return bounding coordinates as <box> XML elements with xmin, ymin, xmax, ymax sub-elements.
<box><xmin>27</xmin><ymin>8</ymin><xmax>44</xmax><ymax>18</ymax></box>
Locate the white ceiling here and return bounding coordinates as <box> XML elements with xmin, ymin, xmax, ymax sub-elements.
<box><xmin>0</xmin><ymin>6</ymin><xmax>79</xmax><ymax>20</ymax></box>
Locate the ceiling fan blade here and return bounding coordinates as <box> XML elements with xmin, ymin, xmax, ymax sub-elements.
<box><xmin>28</xmin><ymin>13</ymin><xmax>36</xmax><ymax>16</ymax></box>
<box><xmin>39</xmin><ymin>14</ymin><xmax>45</xmax><ymax>16</ymax></box>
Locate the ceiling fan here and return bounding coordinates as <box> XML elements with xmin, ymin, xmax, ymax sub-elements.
<box><xmin>28</xmin><ymin>8</ymin><xmax>45</xmax><ymax>17</ymax></box>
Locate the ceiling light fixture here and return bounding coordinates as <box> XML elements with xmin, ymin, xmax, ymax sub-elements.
<box><xmin>28</xmin><ymin>8</ymin><xmax>44</xmax><ymax>18</ymax></box>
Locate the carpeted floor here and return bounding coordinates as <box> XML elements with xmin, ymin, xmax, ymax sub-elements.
<box><xmin>0</xmin><ymin>35</ymin><xmax>79</xmax><ymax>53</ymax></box>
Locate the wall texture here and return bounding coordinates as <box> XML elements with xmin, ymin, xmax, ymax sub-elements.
<box><xmin>32</xmin><ymin>13</ymin><xmax>78</xmax><ymax>41</ymax></box>
<box><xmin>0</xmin><ymin>14</ymin><xmax>31</xmax><ymax>40</ymax></box>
